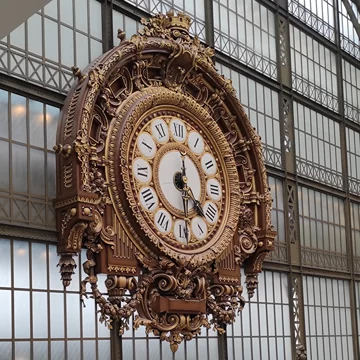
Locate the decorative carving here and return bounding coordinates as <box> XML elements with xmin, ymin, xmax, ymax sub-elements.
<box><xmin>58</xmin><ymin>253</ymin><xmax>77</xmax><ymax>287</ymax></box>
<box><xmin>54</xmin><ymin>11</ymin><xmax>276</xmax><ymax>352</ymax></box>
<box><xmin>63</xmin><ymin>164</ymin><xmax>73</xmax><ymax>188</ymax></box>
<box><xmin>296</xmin><ymin>345</ymin><xmax>307</xmax><ymax>360</ymax></box>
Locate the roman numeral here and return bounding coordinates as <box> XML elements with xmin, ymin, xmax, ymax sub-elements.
<box><xmin>142</xmin><ymin>140</ymin><xmax>153</xmax><ymax>153</ymax></box>
<box><xmin>205</xmin><ymin>204</ymin><xmax>217</xmax><ymax>222</ymax></box>
<box><xmin>194</xmin><ymin>138</ymin><xmax>199</xmax><ymax>148</ymax></box>
<box><xmin>210</xmin><ymin>184</ymin><xmax>219</xmax><ymax>196</ymax></box>
<box><xmin>141</xmin><ymin>188</ymin><xmax>155</xmax><ymax>210</ymax></box>
<box><xmin>137</xmin><ymin>166</ymin><xmax>148</xmax><ymax>178</ymax></box>
<box><xmin>173</xmin><ymin>123</ymin><xmax>184</xmax><ymax>138</ymax></box>
<box><xmin>205</xmin><ymin>160</ymin><xmax>214</xmax><ymax>169</ymax></box>
<box><xmin>155</xmin><ymin>124</ymin><xmax>166</xmax><ymax>139</ymax></box>
<box><xmin>179</xmin><ymin>224</ymin><xmax>186</xmax><ymax>238</ymax></box>
<box><xmin>197</xmin><ymin>223</ymin><xmax>204</xmax><ymax>235</ymax></box>
<box><xmin>157</xmin><ymin>212</ymin><xmax>169</xmax><ymax>231</ymax></box>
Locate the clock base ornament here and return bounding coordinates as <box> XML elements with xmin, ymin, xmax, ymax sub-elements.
<box><xmin>54</xmin><ymin>10</ymin><xmax>276</xmax><ymax>352</ymax></box>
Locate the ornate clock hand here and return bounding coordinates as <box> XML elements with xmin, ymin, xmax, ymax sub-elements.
<box><xmin>186</xmin><ymin>186</ymin><xmax>205</xmax><ymax>217</ymax></box>
<box><xmin>180</xmin><ymin>151</ymin><xmax>189</xmax><ymax>243</ymax></box>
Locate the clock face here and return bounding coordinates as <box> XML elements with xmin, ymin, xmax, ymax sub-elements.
<box><xmin>129</xmin><ymin>115</ymin><xmax>225</xmax><ymax>248</ymax></box>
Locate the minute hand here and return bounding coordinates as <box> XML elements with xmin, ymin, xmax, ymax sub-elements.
<box><xmin>187</xmin><ymin>187</ymin><xmax>205</xmax><ymax>217</ymax></box>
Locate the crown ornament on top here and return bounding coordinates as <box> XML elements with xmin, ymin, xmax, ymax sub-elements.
<box><xmin>136</xmin><ymin>10</ymin><xmax>215</xmax><ymax>68</ymax></box>
<box><xmin>139</xmin><ymin>10</ymin><xmax>193</xmax><ymax>38</ymax></box>
<box><xmin>164</xmin><ymin>10</ymin><xmax>191</xmax><ymax>32</ymax></box>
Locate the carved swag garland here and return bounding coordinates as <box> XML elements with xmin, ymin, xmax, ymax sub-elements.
<box><xmin>54</xmin><ymin>11</ymin><xmax>276</xmax><ymax>352</ymax></box>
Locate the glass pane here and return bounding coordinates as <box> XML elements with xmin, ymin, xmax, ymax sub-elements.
<box><xmin>13</xmin><ymin>240</ymin><xmax>30</xmax><ymax>288</ymax></box>
<box><xmin>0</xmin><ymin>342</ymin><xmax>12</xmax><ymax>359</ymax></box>
<box><xmin>0</xmin><ymin>238</ymin><xmax>11</xmax><ymax>287</ymax></box>
<box><xmin>44</xmin><ymin>18</ymin><xmax>59</xmax><ymax>62</ymax></box>
<box><xmin>15</xmin><ymin>342</ymin><xmax>30</xmax><ymax>360</ymax></box>
<box><xmin>98</xmin><ymin>340</ymin><xmax>111</xmax><ymax>360</ymax></box>
<box><xmin>0</xmin><ymin>290</ymin><xmax>12</xmax><ymax>338</ymax></box>
<box><xmin>29</xmin><ymin>99</ymin><xmax>44</xmax><ymax>147</ymax></box>
<box><xmin>75</xmin><ymin>32</ymin><xmax>89</xmax><ymax>69</ymax></box>
<box><xmin>14</xmin><ymin>291</ymin><xmax>30</xmax><ymax>338</ymax></box>
<box><xmin>28</xmin><ymin>14</ymin><xmax>43</xmax><ymax>55</ymax></box>
<box><xmin>60</xmin><ymin>0</ymin><xmax>73</xmax><ymax>26</ymax></box>
<box><xmin>83</xmin><ymin>340</ymin><xmax>96</xmax><ymax>360</ymax></box>
<box><xmin>51</xmin><ymin>341</ymin><xmax>65</xmax><ymax>360</ymax></box>
<box><xmin>12</xmin><ymin>143</ymin><xmax>28</xmax><ymax>193</ymax></box>
<box><xmin>89</xmin><ymin>0</ymin><xmax>102</xmax><ymax>39</ymax></box>
<box><xmin>32</xmin><ymin>242</ymin><xmax>47</xmax><ymax>289</ymax></box>
<box><xmin>45</xmin><ymin>105</ymin><xmax>60</xmax><ymax>151</ymax></box>
<box><xmin>30</xmin><ymin>148</ymin><xmax>45</xmax><ymax>197</ymax></box>
<box><xmin>47</xmin><ymin>152</ymin><xmax>56</xmax><ymax>199</ymax></box>
<box><xmin>66</xmin><ymin>293</ymin><xmax>81</xmax><ymax>338</ymax></box>
<box><xmin>0</xmin><ymin>140</ymin><xmax>10</xmax><ymax>190</ymax></box>
<box><xmin>0</xmin><ymin>89</ymin><xmax>9</xmax><ymax>139</ymax></box>
<box><xmin>82</xmin><ymin>299</ymin><xmax>96</xmax><ymax>338</ymax></box>
<box><xmin>49</xmin><ymin>244</ymin><xmax>63</xmax><ymax>290</ymax></box>
<box><xmin>11</xmin><ymin>94</ymin><xmax>27</xmax><ymax>143</ymax></box>
<box><xmin>75</xmin><ymin>0</ymin><xmax>88</xmax><ymax>33</ymax></box>
<box><xmin>68</xmin><ymin>341</ymin><xmax>81</xmax><ymax>360</ymax></box>
<box><xmin>33</xmin><ymin>292</ymin><xmax>48</xmax><ymax>338</ymax></box>
<box><xmin>60</xmin><ymin>25</ymin><xmax>75</xmax><ymax>67</ymax></box>
<box><xmin>34</xmin><ymin>341</ymin><xmax>48</xmax><ymax>359</ymax></box>
<box><xmin>50</xmin><ymin>293</ymin><xmax>65</xmax><ymax>337</ymax></box>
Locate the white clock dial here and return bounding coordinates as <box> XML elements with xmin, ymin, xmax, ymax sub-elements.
<box><xmin>139</xmin><ymin>186</ymin><xmax>159</xmax><ymax>212</ymax></box>
<box><xmin>201</xmin><ymin>153</ymin><xmax>217</xmax><ymax>176</ymax></box>
<box><xmin>154</xmin><ymin>209</ymin><xmax>172</xmax><ymax>234</ymax></box>
<box><xmin>206</xmin><ymin>178</ymin><xmax>221</xmax><ymax>201</ymax></box>
<box><xmin>151</xmin><ymin>118</ymin><xmax>169</xmax><ymax>144</ymax></box>
<box><xmin>188</xmin><ymin>131</ymin><xmax>204</xmax><ymax>154</ymax></box>
<box><xmin>133</xmin><ymin>158</ymin><xmax>152</xmax><ymax>183</ymax></box>
<box><xmin>170</xmin><ymin>118</ymin><xmax>187</xmax><ymax>142</ymax></box>
<box><xmin>191</xmin><ymin>216</ymin><xmax>208</xmax><ymax>240</ymax></box>
<box><xmin>174</xmin><ymin>219</ymin><xmax>190</xmax><ymax>243</ymax></box>
<box><xmin>203</xmin><ymin>201</ymin><xmax>219</xmax><ymax>225</ymax></box>
<box><xmin>158</xmin><ymin>151</ymin><xmax>201</xmax><ymax>211</ymax></box>
<box><xmin>137</xmin><ymin>133</ymin><xmax>157</xmax><ymax>159</ymax></box>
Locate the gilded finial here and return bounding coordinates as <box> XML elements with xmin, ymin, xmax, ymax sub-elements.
<box><xmin>117</xmin><ymin>29</ymin><xmax>126</xmax><ymax>42</ymax></box>
<box><xmin>71</xmin><ymin>66</ymin><xmax>87</xmax><ymax>82</ymax></box>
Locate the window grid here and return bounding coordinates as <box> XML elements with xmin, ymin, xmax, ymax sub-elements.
<box><xmin>122</xmin><ymin>0</ymin><xmax>206</xmax><ymax>42</ymax></box>
<box><xmin>267</xmin><ymin>177</ymin><xmax>287</xmax><ymax>263</ymax></box>
<box><xmin>122</xmin><ymin>315</ymin><xmax>218</xmax><ymax>360</ymax></box>
<box><xmin>213</xmin><ymin>0</ymin><xmax>277</xmax><ymax>80</ymax></box>
<box><xmin>227</xmin><ymin>271</ymin><xmax>292</xmax><ymax>360</ymax></box>
<box><xmin>218</xmin><ymin>63</ymin><xmax>282</xmax><ymax>169</ymax></box>
<box><xmin>346</xmin><ymin>127</ymin><xmax>360</xmax><ymax>195</ymax></box>
<box><xmin>298</xmin><ymin>186</ymin><xmax>347</xmax><ymax>270</ymax></box>
<box><xmin>351</xmin><ymin>202</ymin><xmax>360</xmax><ymax>273</ymax></box>
<box><xmin>0</xmin><ymin>89</ymin><xmax>59</xmax><ymax>229</ymax></box>
<box><xmin>338</xmin><ymin>0</ymin><xmax>360</xmax><ymax>61</ymax></box>
<box><xmin>0</xmin><ymin>0</ymin><xmax>103</xmax><ymax>93</ymax></box>
<box><xmin>343</xmin><ymin>60</ymin><xmax>360</xmax><ymax>125</ymax></box>
<box><xmin>288</xmin><ymin>0</ymin><xmax>335</xmax><ymax>43</ymax></box>
<box><xmin>303</xmin><ymin>276</ymin><xmax>353</xmax><ymax>360</ymax></box>
<box><xmin>355</xmin><ymin>282</ymin><xmax>360</xmax><ymax>349</ymax></box>
<box><xmin>0</xmin><ymin>238</ymin><xmax>111</xmax><ymax>360</ymax></box>
<box><xmin>294</xmin><ymin>101</ymin><xmax>343</xmax><ymax>188</ymax></box>
<box><xmin>290</xmin><ymin>25</ymin><xmax>338</xmax><ymax>112</ymax></box>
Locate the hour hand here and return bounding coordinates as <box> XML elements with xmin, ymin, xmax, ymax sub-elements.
<box><xmin>187</xmin><ymin>187</ymin><xmax>205</xmax><ymax>217</ymax></box>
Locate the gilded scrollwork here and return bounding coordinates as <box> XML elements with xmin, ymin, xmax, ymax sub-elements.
<box><xmin>53</xmin><ymin>10</ymin><xmax>276</xmax><ymax>352</ymax></box>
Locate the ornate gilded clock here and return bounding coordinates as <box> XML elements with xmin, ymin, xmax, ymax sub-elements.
<box><xmin>54</xmin><ymin>11</ymin><xmax>276</xmax><ymax>352</ymax></box>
